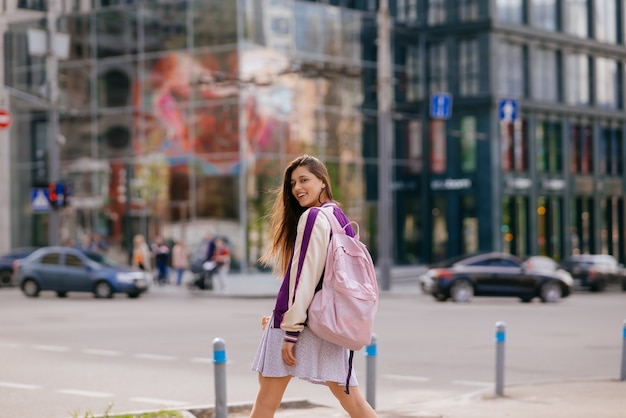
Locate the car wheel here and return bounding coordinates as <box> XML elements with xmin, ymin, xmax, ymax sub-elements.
<box><xmin>93</xmin><ymin>281</ymin><xmax>113</xmax><ymax>299</ymax></box>
<box><xmin>540</xmin><ymin>281</ymin><xmax>562</xmax><ymax>303</ymax></box>
<box><xmin>56</xmin><ymin>291</ymin><xmax>67</xmax><ymax>298</ymax></box>
<box><xmin>21</xmin><ymin>279</ymin><xmax>40</xmax><ymax>297</ymax></box>
<box><xmin>450</xmin><ymin>280</ymin><xmax>473</xmax><ymax>303</ymax></box>
<box><xmin>433</xmin><ymin>294</ymin><xmax>448</xmax><ymax>302</ymax></box>
<box><xmin>520</xmin><ymin>297</ymin><xmax>533</xmax><ymax>303</ymax></box>
<box><xmin>127</xmin><ymin>292</ymin><xmax>141</xmax><ymax>299</ymax></box>
<box><xmin>0</xmin><ymin>270</ymin><xmax>13</xmax><ymax>287</ymax></box>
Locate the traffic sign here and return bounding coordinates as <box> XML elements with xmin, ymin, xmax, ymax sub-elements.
<box><xmin>0</xmin><ymin>109</ymin><xmax>12</xmax><ymax>130</ymax></box>
<box><xmin>498</xmin><ymin>99</ymin><xmax>518</xmax><ymax>122</ymax></box>
<box><xmin>31</xmin><ymin>188</ymin><xmax>51</xmax><ymax>213</ymax></box>
<box><xmin>430</xmin><ymin>93</ymin><xmax>452</xmax><ymax>119</ymax></box>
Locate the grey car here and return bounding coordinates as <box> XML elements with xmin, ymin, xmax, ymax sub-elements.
<box><xmin>15</xmin><ymin>246</ymin><xmax>149</xmax><ymax>298</ymax></box>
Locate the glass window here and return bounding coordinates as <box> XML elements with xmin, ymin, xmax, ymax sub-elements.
<box><xmin>595</xmin><ymin>57</ymin><xmax>619</xmax><ymax>109</ymax></box>
<box><xmin>192</xmin><ymin>0</ymin><xmax>237</xmax><ymax>47</ymax></box>
<box><xmin>536</xmin><ymin>121</ymin><xmax>562</xmax><ymax>173</ymax></box>
<box><xmin>501</xmin><ymin>119</ymin><xmax>527</xmax><ymax>172</ymax></box>
<box><xmin>537</xmin><ymin>197</ymin><xmax>563</xmax><ymax>259</ymax></box>
<box><xmin>431</xmin><ymin>196</ymin><xmax>448</xmax><ymax>261</ymax></box>
<box><xmin>143</xmin><ymin>0</ymin><xmax>188</xmax><ymax>52</ymax></box>
<box><xmin>428</xmin><ymin>0</ymin><xmax>446</xmax><ymax>25</ymax></box>
<box><xmin>406</xmin><ymin>46</ymin><xmax>424</xmax><ymax>101</ymax></box>
<box><xmin>462</xmin><ymin>196</ymin><xmax>478</xmax><ymax>253</ymax></box>
<box><xmin>95</xmin><ymin>9</ymin><xmax>137</xmax><ymax>58</ymax></box>
<box><xmin>600</xmin><ymin>128</ymin><xmax>623</xmax><ymax>175</ymax></box>
<box><xmin>41</xmin><ymin>253</ymin><xmax>61</xmax><ymax>265</ymax></box>
<box><xmin>496</xmin><ymin>40</ymin><xmax>524</xmax><ymax>98</ymax></box>
<box><xmin>496</xmin><ymin>0</ymin><xmax>523</xmax><ymax>23</ymax></box>
<box><xmin>569</xmin><ymin>124</ymin><xmax>593</xmax><ymax>174</ymax></box>
<box><xmin>531</xmin><ymin>0</ymin><xmax>557</xmax><ymax>31</ymax></box>
<box><xmin>430</xmin><ymin>120</ymin><xmax>447</xmax><ymax>173</ymax></box>
<box><xmin>564</xmin><ymin>0</ymin><xmax>588</xmax><ymax>37</ymax></box>
<box><xmin>595</xmin><ymin>0</ymin><xmax>617</xmax><ymax>43</ymax></box>
<box><xmin>428</xmin><ymin>42</ymin><xmax>447</xmax><ymax>93</ymax></box>
<box><xmin>502</xmin><ymin>195</ymin><xmax>529</xmax><ymax>256</ymax></box>
<box><xmin>459</xmin><ymin>39</ymin><xmax>480</xmax><ymax>96</ymax></box>
<box><xmin>565</xmin><ymin>53</ymin><xmax>590</xmax><ymax>105</ymax></box>
<box><xmin>531</xmin><ymin>47</ymin><xmax>557</xmax><ymax>101</ymax></box>
<box><xmin>460</xmin><ymin>116</ymin><xmax>477</xmax><ymax>172</ymax></box>
<box><xmin>65</xmin><ymin>254</ymin><xmax>85</xmax><ymax>267</ymax></box>
<box><xmin>396</xmin><ymin>0</ymin><xmax>418</xmax><ymax>23</ymax></box>
<box><xmin>460</xmin><ymin>0</ymin><xmax>480</xmax><ymax>21</ymax></box>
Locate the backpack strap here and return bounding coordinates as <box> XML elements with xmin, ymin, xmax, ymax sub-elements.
<box><xmin>319</xmin><ymin>206</ymin><xmax>360</xmax><ymax>240</ymax></box>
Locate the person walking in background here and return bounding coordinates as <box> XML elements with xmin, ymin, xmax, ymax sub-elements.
<box><xmin>211</xmin><ymin>237</ymin><xmax>231</xmax><ymax>292</ymax></box>
<box><xmin>152</xmin><ymin>236</ymin><xmax>171</xmax><ymax>286</ymax></box>
<box><xmin>132</xmin><ymin>234</ymin><xmax>152</xmax><ymax>273</ymax></box>
<box><xmin>171</xmin><ymin>240</ymin><xmax>189</xmax><ymax>286</ymax></box>
<box><xmin>249</xmin><ymin>155</ymin><xmax>377</xmax><ymax>418</ymax></box>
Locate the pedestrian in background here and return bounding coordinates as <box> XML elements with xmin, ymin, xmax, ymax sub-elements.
<box><xmin>249</xmin><ymin>155</ymin><xmax>377</xmax><ymax>418</ymax></box>
<box><xmin>171</xmin><ymin>240</ymin><xmax>189</xmax><ymax>286</ymax></box>
<box><xmin>211</xmin><ymin>237</ymin><xmax>231</xmax><ymax>292</ymax></box>
<box><xmin>132</xmin><ymin>234</ymin><xmax>152</xmax><ymax>272</ymax></box>
<box><xmin>152</xmin><ymin>236</ymin><xmax>170</xmax><ymax>286</ymax></box>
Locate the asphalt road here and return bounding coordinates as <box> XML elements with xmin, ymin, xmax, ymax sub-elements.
<box><xmin>0</xmin><ymin>281</ymin><xmax>624</xmax><ymax>418</ymax></box>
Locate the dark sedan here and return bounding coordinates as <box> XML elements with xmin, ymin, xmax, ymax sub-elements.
<box><xmin>15</xmin><ymin>247</ymin><xmax>149</xmax><ymax>298</ymax></box>
<box><xmin>419</xmin><ymin>252</ymin><xmax>573</xmax><ymax>303</ymax></box>
<box><xmin>562</xmin><ymin>254</ymin><xmax>626</xmax><ymax>292</ymax></box>
<box><xmin>0</xmin><ymin>247</ymin><xmax>39</xmax><ymax>287</ymax></box>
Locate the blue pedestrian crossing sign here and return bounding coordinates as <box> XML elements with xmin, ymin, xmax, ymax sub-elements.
<box><xmin>430</xmin><ymin>93</ymin><xmax>452</xmax><ymax>119</ymax></box>
<box><xmin>31</xmin><ymin>188</ymin><xmax>51</xmax><ymax>213</ymax></box>
<box><xmin>498</xmin><ymin>99</ymin><xmax>518</xmax><ymax>122</ymax></box>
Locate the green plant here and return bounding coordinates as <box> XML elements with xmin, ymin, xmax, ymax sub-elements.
<box><xmin>70</xmin><ymin>403</ymin><xmax>184</xmax><ymax>418</ymax></box>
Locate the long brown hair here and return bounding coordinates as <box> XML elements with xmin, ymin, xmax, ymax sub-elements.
<box><xmin>259</xmin><ymin>155</ymin><xmax>334</xmax><ymax>276</ymax></box>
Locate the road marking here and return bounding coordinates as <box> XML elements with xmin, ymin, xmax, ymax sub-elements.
<box><xmin>57</xmin><ymin>389</ymin><xmax>113</xmax><ymax>398</ymax></box>
<box><xmin>130</xmin><ymin>397</ymin><xmax>190</xmax><ymax>406</ymax></box>
<box><xmin>383</xmin><ymin>374</ymin><xmax>431</xmax><ymax>383</ymax></box>
<box><xmin>134</xmin><ymin>353</ymin><xmax>177</xmax><ymax>361</ymax></box>
<box><xmin>0</xmin><ymin>342</ymin><xmax>21</xmax><ymax>349</ymax></box>
<box><xmin>452</xmin><ymin>380</ymin><xmax>492</xmax><ymax>387</ymax></box>
<box><xmin>190</xmin><ymin>357</ymin><xmax>213</xmax><ymax>364</ymax></box>
<box><xmin>82</xmin><ymin>348</ymin><xmax>123</xmax><ymax>356</ymax></box>
<box><xmin>33</xmin><ymin>344</ymin><xmax>70</xmax><ymax>352</ymax></box>
<box><xmin>0</xmin><ymin>381</ymin><xmax>41</xmax><ymax>390</ymax></box>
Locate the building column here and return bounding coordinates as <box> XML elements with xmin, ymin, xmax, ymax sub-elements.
<box><xmin>0</xmin><ymin>19</ymin><xmax>12</xmax><ymax>253</ymax></box>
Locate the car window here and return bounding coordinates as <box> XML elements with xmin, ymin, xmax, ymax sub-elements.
<box><xmin>65</xmin><ymin>254</ymin><xmax>85</xmax><ymax>268</ymax></box>
<box><xmin>487</xmin><ymin>259</ymin><xmax>520</xmax><ymax>268</ymax></box>
<box><xmin>40</xmin><ymin>253</ymin><xmax>61</xmax><ymax>265</ymax></box>
<box><xmin>84</xmin><ymin>252</ymin><xmax>117</xmax><ymax>267</ymax></box>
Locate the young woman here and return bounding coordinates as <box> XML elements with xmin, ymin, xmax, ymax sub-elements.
<box><xmin>250</xmin><ymin>155</ymin><xmax>377</xmax><ymax>418</ymax></box>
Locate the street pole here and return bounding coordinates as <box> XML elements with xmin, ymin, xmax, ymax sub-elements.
<box><xmin>47</xmin><ymin>0</ymin><xmax>60</xmax><ymax>245</ymax></box>
<box><xmin>377</xmin><ymin>0</ymin><xmax>393</xmax><ymax>291</ymax></box>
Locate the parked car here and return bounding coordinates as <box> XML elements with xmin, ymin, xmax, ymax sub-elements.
<box><xmin>0</xmin><ymin>247</ymin><xmax>39</xmax><ymax>287</ymax></box>
<box><xmin>419</xmin><ymin>252</ymin><xmax>572</xmax><ymax>303</ymax></box>
<box><xmin>523</xmin><ymin>255</ymin><xmax>575</xmax><ymax>286</ymax></box>
<box><xmin>562</xmin><ymin>254</ymin><xmax>626</xmax><ymax>292</ymax></box>
<box><xmin>14</xmin><ymin>246</ymin><xmax>149</xmax><ymax>298</ymax></box>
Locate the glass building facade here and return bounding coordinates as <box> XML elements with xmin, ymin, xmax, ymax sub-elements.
<box><xmin>3</xmin><ymin>0</ymin><xmax>626</xmax><ymax>268</ymax></box>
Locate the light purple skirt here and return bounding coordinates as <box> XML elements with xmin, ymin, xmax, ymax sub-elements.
<box><xmin>251</xmin><ymin>319</ymin><xmax>358</xmax><ymax>387</ymax></box>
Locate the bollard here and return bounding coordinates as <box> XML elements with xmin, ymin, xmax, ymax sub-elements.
<box><xmin>365</xmin><ymin>333</ymin><xmax>377</xmax><ymax>409</ymax></box>
<box><xmin>213</xmin><ymin>338</ymin><xmax>227</xmax><ymax>418</ymax></box>
<box><xmin>621</xmin><ymin>320</ymin><xmax>626</xmax><ymax>381</ymax></box>
<box><xmin>495</xmin><ymin>321</ymin><xmax>505</xmax><ymax>396</ymax></box>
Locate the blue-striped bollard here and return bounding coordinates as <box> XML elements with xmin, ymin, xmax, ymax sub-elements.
<box><xmin>495</xmin><ymin>322</ymin><xmax>506</xmax><ymax>396</ymax></box>
<box><xmin>366</xmin><ymin>334</ymin><xmax>377</xmax><ymax>409</ymax></box>
<box><xmin>620</xmin><ymin>319</ymin><xmax>626</xmax><ymax>382</ymax></box>
<box><xmin>213</xmin><ymin>338</ymin><xmax>227</xmax><ymax>418</ymax></box>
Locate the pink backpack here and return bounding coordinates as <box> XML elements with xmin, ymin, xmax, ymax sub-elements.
<box><xmin>307</xmin><ymin>207</ymin><xmax>379</xmax><ymax>352</ymax></box>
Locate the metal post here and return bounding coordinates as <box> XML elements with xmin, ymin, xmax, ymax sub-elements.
<box><xmin>495</xmin><ymin>321</ymin><xmax>506</xmax><ymax>396</ymax></box>
<box><xmin>377</xmin><ymin>0</ymin><xmax>393</xmax><ymax>291</ymax></box>
<box><xmin>213</xmin><ymin>338</ymin><xmax>227</xmax><ymax>418</ymax></box>
<box><xmin>46</xmin><ymin>0</ymin><xmax>61</xmax><ymax>245</ymax></box>
<box><xmin>365</xmin><ymin>333</ymin><xmax>377</xmax><ymax>409</ymax></box>
<box><xmin>620</xmin><ymin>320</ymin><xmax>626</xmax><ymax>382</ymax></box>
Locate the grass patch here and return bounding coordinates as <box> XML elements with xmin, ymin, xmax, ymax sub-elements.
<box><xmin>70</xmin><ymin>403</ymin><xmax>185</xmax><ymax>418</ymax></box>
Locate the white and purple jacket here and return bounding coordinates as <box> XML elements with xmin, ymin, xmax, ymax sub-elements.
<box><xmin>272</xmin><ymin>201</ymin><xmax>355</xmax><ymax>343</ymax></box>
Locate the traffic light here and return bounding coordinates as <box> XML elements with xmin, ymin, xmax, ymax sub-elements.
<box><xmin>48</xmin><ymin>183</ymin><xmax>58</xmax><ymax>208</ymax></box>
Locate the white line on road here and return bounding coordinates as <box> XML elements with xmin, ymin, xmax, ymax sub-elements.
<box><xmin>0</xmin><ymin>381</ymin><xmax>41</xmax><ymax>390</ymax></box>
<box><xmin>129</xmin><ymin>397</ymin><xmax>190</xmax><ymax>407</ymax></box>
<box><xmin>32</xmin><ymin>344</ymin><xmax>70</xmax><ymax>352</ymax></box>
<box><xmin>452</xmin><ymin>380</ymin><xmax>493</xmax><ymax>387</ymax></box>
<box><xmin>134</xmin><ymin>353</ymin><xmax>177</xmax><ymax>361</ymax></box>
<box><xmin>0</xmin><ymin>342</ymin><xmax>21</xmax><ymax>349</ymax></box>
<box><xmin>56</xmin><ymin>389</ymin><xmax>113</xmax><ymax>398</ymax></box>
<box><xmin>82</xmin><ymin>348</ymin><xmax>123</xmax><ymax>356</ymax></box>
<box><xmin>190</xmin><ymin>357</ymin><xmax>213</xmax><ymax>364</ymax></box>
<box><xmin>383</xmin><ymin>374</ymin><xmax>432</xmax><ymax>383</ymax></box>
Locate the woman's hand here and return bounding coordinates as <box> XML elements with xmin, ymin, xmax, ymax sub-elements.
<box><xmin>261</xmin><ymin>315</ymin><xmax>271</xmax><ymax>330</ymax></box>
<box><xmin>281</xmin><ymin>341</ymin><xmax>296</xmax><ymax>366</ymax></box>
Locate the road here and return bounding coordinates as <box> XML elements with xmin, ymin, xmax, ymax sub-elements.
<box><xmin>0</xmin><ymin>280</ymin><xmax>624</xmax><ymax>418</ymax></box>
